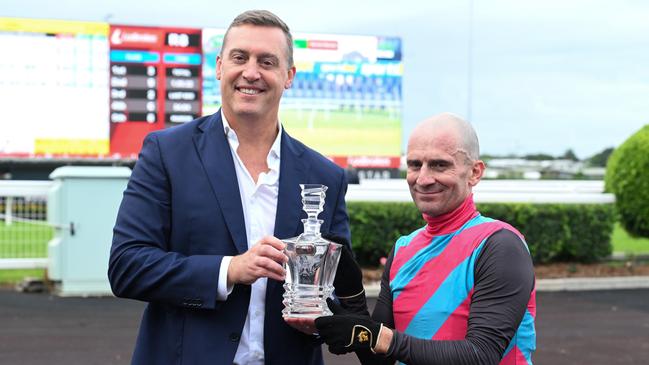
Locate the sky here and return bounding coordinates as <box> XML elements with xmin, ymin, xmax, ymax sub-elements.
<box><xmin>3</xmin><ymin>0</ymin><xmax>648</xmax><ymax>159</ymax></box>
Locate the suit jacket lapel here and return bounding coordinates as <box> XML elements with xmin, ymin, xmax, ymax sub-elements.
<box><xmin>274</xmin><ymin>130</ymin><xmax>308</xmax><ymax>240</ymax></box>
<box><xmin>192</xmin><ymin>112</ymin><xmax>248</xmax><ymax>254</ymax></box>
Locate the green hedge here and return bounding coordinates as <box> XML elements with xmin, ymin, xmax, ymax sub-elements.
<box><xmin>348</xmin><ymin>202</ymin><xmax>615</xmax><ymax>266</ymax></box>
<box><xmin>605</xmin><ymin>124</ymin><xmax>649</xmax><ymax>237</ymax></box>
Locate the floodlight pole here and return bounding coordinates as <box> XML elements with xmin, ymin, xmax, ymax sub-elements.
<box><xmin>467</xmin><ymin>0</ymin><xmax>474</xmax><ymax>122</ymax></box>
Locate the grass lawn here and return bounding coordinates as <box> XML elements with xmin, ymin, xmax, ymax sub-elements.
<box><xmin>611</xmin><ymin>222</ymin><xmax>649</xmax><ymax>255</ymax></box>
<box><xmin>0</xmin><ymin>221</ymin><xmax>52</xmax><ymax>258</ymax></box>
<box><xmin>0</xmin><ymin>268</ymin><xmax>45</xmax><ymax>284</ymax></box>
<box><xmin>0</xmin><ymin>221</ymin><xmax>51</xmax><ymax>284</ymax></box>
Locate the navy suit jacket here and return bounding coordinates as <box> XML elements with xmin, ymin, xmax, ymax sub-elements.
<box><xmin>108</xmin><ymin>111</ymin><xmax>351</xmax><ymax>365</ymax></box>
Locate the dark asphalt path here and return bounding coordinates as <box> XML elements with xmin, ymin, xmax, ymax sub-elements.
<box><xmin>1</xmin><ymin>289</ymin><xmax>648</xmax><ymax>364</ymax></box>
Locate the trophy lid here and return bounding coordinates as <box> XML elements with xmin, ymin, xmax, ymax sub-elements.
<box><xmin>300</xmin><ymin>184</ymin><xmax>327</xmax><ymax>236</ymax></box>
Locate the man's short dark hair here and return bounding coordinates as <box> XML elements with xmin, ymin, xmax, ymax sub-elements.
<box><xmin>221</xmin><ymin>10</ymin><xmax>294</xmax><ymax>68</ymax></box>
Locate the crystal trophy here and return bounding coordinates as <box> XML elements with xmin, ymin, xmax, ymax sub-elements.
<box><xmin>282</xmin><ymin>184</ymin><xmax>342</xmax><ymax>318</ymax></box>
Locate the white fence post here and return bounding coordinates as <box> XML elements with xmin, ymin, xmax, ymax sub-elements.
<box><xmin>4</xmin><ymin>196</ymin><xmax>11</xmax><ymax>226</ymax></box>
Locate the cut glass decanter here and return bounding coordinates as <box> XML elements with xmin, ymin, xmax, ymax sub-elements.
<box><xmin>282</xmin><ymin>184</ymin><xmax>342</xmax><ymax>318</ymax></box>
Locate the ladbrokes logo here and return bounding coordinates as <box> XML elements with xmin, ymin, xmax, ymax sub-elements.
<box><xmin>110</xmin><ymin>28</ymin><xmax>163</xmax><ymax>47</ymax></box>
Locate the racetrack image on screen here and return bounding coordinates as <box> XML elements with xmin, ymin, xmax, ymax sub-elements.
<box><xmin>280</xmin><ymin>107</ymin><xmax>400</xmax><ymax>157</ymax></box>
<box><xmin>202</xmin><ymin>30</ymin><xmax>403</xmax><ymax>167</ymax></box>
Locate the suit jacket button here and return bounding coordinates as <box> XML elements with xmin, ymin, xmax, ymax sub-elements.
<box><xmin>229</xmin><ymin>333</ymin><xmax>240</xmax><ymax>342</ymax></box>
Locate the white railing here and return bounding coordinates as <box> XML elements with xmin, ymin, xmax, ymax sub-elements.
<box><xmin>346</xmin><ymin>179</ymin><xmax>615</xmax><ymax>204</ymax></box>
<box><xmin>0</xmin><ymin>180</ymin><xmax>53</xmax><ymax>269</ymax></box>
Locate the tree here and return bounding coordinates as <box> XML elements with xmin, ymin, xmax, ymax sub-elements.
<box><xmin>586</xmin><ymin>147</ymin><xmax>614</xmax><ymax>167</ymax></box>
<box><xmin>561</xmin><ymin>149</ymin><xmax>579</xmax><ymax>161</ymax></box>
<box><xmin>605</xmin><ymin>125</ymin><xmax>649</xmax><ymax>237</ymax></box>
<box><xmin>524</xmin><ymin>153</ymin><xmax>555</xmax><ymax>161</ymax></box>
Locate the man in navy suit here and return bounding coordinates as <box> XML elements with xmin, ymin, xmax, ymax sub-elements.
<box><xmin>108</xmin><ymin>10</ymin><xmax>351</xmax><ymax>365</ymax></box>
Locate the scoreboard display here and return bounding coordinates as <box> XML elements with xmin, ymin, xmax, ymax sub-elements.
<box><xmin>0</xmin><ymin>17</ymin><xmax>402</xmax><ymax>169</ymax></box>
<box><xmin>109</xmin><ymin>25</ymin><xmax>202</xmax><ymax>157</ymax></box>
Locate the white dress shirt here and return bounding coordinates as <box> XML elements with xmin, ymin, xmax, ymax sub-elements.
<box><xmin>216</xmin><ymin>112</ymin><xmax>282</xmax><ymax>365</ymax></box>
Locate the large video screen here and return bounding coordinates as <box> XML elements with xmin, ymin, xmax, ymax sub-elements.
<box><xmin>0</xmin><ymin>18</ymin><xmax>109</xmax><ymax>157</ymax></box>
<box><xmin>1</xmin><ymin>18</ymin><xmax>402</xmax><ymax>168</ymax></box>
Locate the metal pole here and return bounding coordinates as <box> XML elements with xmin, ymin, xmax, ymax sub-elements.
<box><xmin>467</xmin><ymin>0</ymin><xmax>474</xmax><ymax>122</ymax></box>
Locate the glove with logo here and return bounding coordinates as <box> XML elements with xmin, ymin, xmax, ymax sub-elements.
<box><xmin>314</xmin><ymin>298</ymin><xmax>384</xmax><ymax>355</ymax></box>
<box><xmin>322</xmin><ymin>233</ymin><xmax>364</xmax><ymax>298</ymax></box>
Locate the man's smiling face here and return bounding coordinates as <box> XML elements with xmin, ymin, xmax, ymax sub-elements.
<box><xmin>406</xmin><ymin>127</ymin><xmax>481</xmax><ymax>217</ymax></box>
<box><xmin>216</xmin><ymin>24</ymin><xmax>295</xmax><ymax>121</ymax></box>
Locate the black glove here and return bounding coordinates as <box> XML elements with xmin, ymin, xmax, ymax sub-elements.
<box><xmin>315</xmin><ymin>298</ymin><xmax>383</xmax><ymax>355</ymax></box>
<box><xmin>322</xmin><ymin>233</ymin><xmax>364</xmax><ymax>298</ymax></box>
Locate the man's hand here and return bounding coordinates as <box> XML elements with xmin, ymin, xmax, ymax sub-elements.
<box><xmin>322</xmin><ymin>234</ymin><xmax>364</xmax><ymax>298</ymax></box>
<box><xmin>315</xmin><ymin>298</ymin><xmax>387</xmax><ymax>355</ymax></box>
<box><xmin>227</xmin><ymin>236</ymin><xmax>287</xmax><ymax>286</ymax></box>
<box><xmin>284</xmin><ymin>316</ymin><xmax>318</xmax><ymax>335</ymax></box>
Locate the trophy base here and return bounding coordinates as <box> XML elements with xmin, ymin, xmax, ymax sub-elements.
<box><xmin>282</xmin><ymin>283</ymin><xmax>334</xmax><ymax>318</ymax></box>
<box><xmin>282</xmin><ymin>310</ymin><xmax>332</xmax><ymax>319</ymax></box>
